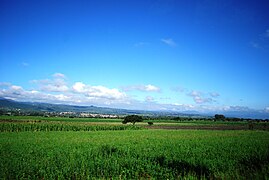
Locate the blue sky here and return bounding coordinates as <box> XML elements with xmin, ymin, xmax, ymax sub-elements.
<box><xmin>1</xmin><ymin>0</ymin><xmax>269</xmax><ymax>118</ymax></box>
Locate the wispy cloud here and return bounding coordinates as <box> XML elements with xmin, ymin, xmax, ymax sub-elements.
<box><xmin>161</xmin><ymin>38</ymin><xmax>177</xmax><ymax>47</ymax></box>
<box><xmin>209</xmin><ymin>92</ymin><xmax>220</xmax><ymax>97</ymax></box>
<box><xmin>187</xmin><ymin>90</ymin><xmax>213</xmax><ymax>104</ymax></box>
<box><xmin>265</xmin><ymin>29</ymin><xmax>269</xmax><ymax>38</ymax></box>
<box><xmin>145</xmin><ymin>96</ymin><xmax>155</xmax><ymax>103</ymax></box>
<box><xmin>172</xmin><ymin>85</ymin><xmax>220</xmax><ymax>104</ymax></box>
<box><xmin>134</xmin><ymin>42</ymin><xmax>150</xmax><ymax>47</ymax></box>
<box><xmin>250</xmin><ymin>42</ymin><xmax>262</xmax><ymax>49</ymax></box>
<box><xmin>31</xmin><ymin>73</ymin><xmax>69</xmax><ymax>92</ymax></box>
<box><xmin>250</xmin><ymin>29</ymin><xmax>269</xmax><ymax>49</ymax></box>
<box><xmin>0</xmin><ymin>82</ymin><xmax>12</xmax><ymax>87</ymax></box>
<box><xmin>21</xmin><ymin>62</ymin><xmax>29</xmax><ymax>67</ymax></box>
<box><xmin>53</xmin><ymin>73</ymin><xmax>66</xmax><ymax>79</ymax></box>
<box><xmin>171</xmin><ymin>86</ymin><xmax>187</xmax><ymax>93</ymax></box>
<box><xmin>122</xmin><ymin>84</ymin><xmax>161</xmax><ymax>92</ymax></box>
<box><xmin>250</xmin><ymin>42</ymin><xmax>261</xmax><ymax>49</ymax></box>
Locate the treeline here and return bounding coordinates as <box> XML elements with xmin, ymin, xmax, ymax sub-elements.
<box><xmin>142</xmin><ymin>114</ymin><xmax>269</xmax><ymax>122</ymax></box>
<box><xmin>170</xmin><ymin>114</ymin><xmax>269</xmax><ymax>122</ymax></box>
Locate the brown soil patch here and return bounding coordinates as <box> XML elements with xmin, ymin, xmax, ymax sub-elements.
<box><xmin>145</xmin><ymin>125</ymin><xmax>248</xmax><ymax>130</ymax></box>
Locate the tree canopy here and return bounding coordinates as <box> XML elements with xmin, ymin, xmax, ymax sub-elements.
<box><xmin>122</xmin><ymin>115</ymin><xmax>143</xmax><ymax>125</ymax></box>
<box><xmin>214</xmin><ymin>114</ymin><xmax>226</xmax><ymax>121</ymax></box>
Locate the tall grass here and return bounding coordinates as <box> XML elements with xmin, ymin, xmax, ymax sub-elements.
<box><xmin>1</xmin><ymin>130</ymin><xmax>268</xmax><ymax>179</ymax></box>
<box><xmin>0</xmin><ymin>122</ymin><xmax>142</xmax><ymax>132</ymax></box>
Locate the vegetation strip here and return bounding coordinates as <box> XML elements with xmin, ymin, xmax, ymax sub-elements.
<box><xmin>1</xmin><ymin>115</ymin><xmax>269</xmax><ymax>179</ymax></box>
<box><xmin>145</xmin><ymin>124</ymin><xmax>268</xmax><ymax>130</ymax></box>
<box><xmin>1</xmin><ymin>130</ymin><xmax>268</xmax><ymax>179</ymax></box>
<box><xmin>0</xmin><ymin>123</ymin><xmax>142</xmax><ymax>132</ymax></box>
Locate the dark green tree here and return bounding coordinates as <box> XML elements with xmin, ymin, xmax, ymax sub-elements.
<box><xmin>122</xmin><ymin>115</ymin><xmax>143</xmax><ymax>125</ymax></box>
<box><xmin>214</xmin><ymin>114</ymin><xmax>225</xmax><ymax>121</ymax></box>
<box><xmin>148</xmin><ymin>122</ymin><xmax>153</xmax><ymax>126</ymax></box>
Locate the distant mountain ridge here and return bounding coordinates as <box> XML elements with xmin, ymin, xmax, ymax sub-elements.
<box><xmin>0</xmin><ymin>98</ymin><xmax>199</xmax><ymax>117</ymax></box>
<box><xmin>1</xmin><ymin>98</ymin><xmax>268</xmax><ymax>119</ymax></box>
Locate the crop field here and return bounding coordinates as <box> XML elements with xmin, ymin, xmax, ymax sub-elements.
<box><xmin>0</xmin><ymin>116</ymin><xmax>269</xmax><ymax>179</ymax></box>
<box><xmin>0</xmin><ymin>115</ymin><xmax>123</xmax><ymax>123</ymax></box>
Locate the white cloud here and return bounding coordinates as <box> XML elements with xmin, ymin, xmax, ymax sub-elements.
<box><xmin>161</xmin><ymin>38</ymin><xmax>177</xmax><ymax>47</ymax></box>
<box><xmin>172</xmin><ymin>87</ymin><xmax>220</xmax><ymax>104</ymax></box>
<box><xmin>0</xmin><ymin>71</ymin><xmax>129</xmax><ymax>107</ymax></box>
<box><xmin>0</xmin><ymin>82</ymin><xmax>11</xmax><ymax>87</ymax></box>
<box><xmin>54</xmin><ymin>94</ymin><xmax>70</xmax><ymax>101</ymax></box>
<box><xmin>1</xmin><ymin>80</ymin><xmax>268</xmax><ymax>119</ymax></box>
<box><xmin>145</xmin><ymin>96</ymin><xmax>155</xmax><ymax>102</ymax></box>
<box><xmin>171</xmin><ymin>86</ymin><xmax>187</xmax><ymax>93</ymax></box>
<box><xmin>72</xmin><ymin>82</ymin><xmax>86</xmax><ymax>93</ymax></box>
<box><xmin>187</xmin><ymin>90</ymin><xmax>215</xmax><ymax>104</ymax></box>
<box><xmin>193</xmin><ymin>96</ymin><xmax>212</xmax><ymax>104</ymax></box>
<box><xmin>172</xmin><ymin>103</ymin><xmax>195</xmax><ymax>109</ymax></box>
<box><xmin>41</xmin><ymin>83</ymin><xmax>69</xmax><ymax>92</ymax></box>
<box><xmin>122</xmin><ymin>84</ymin><xmax>160</xmax><ymax>92</ymax></box>
<box><xmin>144</xmin><ymin>84</ymin><xmax>160</xmax><ymax>92</ymax></box>
<box><xmin>31</xmin><ymin>73</ymin><xmax>69</xmax><ymax>92</ymax></box>
<box><xmin>53</xmin><ymin>73</ymin><xmax>66</xmax><ymax>79</ymax></box>
<box><xmin>221</xmin><ymin>106</ymin><xmax>250</xmax><ymax>112</ymax></box>
<box><xmin>0</xmin><ymin>81</ymin><xmax>128</xmax><ymax>106</ymax></box>
<box><xmin>188</xmin><ymin>90</ymin><xmax>200</xmax><ymax>97</ymax></box>
<box><xmin>87</xmin><ymin>86</ymin><xmax>126</xmax><ymax>100</ymax></box>
<box><xmin>1</xmin><ymin>73</ymin><xmax>267</xmax><ymax>119</ymax></box>
<box><xmin>210</xmin><ymin>92</ymin><xmax>220</xmax><ymax>97</ymax></box>
<box><xmin>73</xmin><ymin>82</ymin><xmax>127</xmax><ymax>100</ymax></box>
<box><xmin>10</xmin><ymin>85</ymin><xmax>23</xmax><ymax>91</ymax></box>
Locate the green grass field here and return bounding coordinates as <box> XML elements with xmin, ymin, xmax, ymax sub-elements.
<box><xmin>0</xmin><ymin>116</ymin><xmax>269</xmax><ymax>179</ymax></box>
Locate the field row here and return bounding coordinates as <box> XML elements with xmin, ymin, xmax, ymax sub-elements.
<box><xmin>1</xmin><ymin>115</ymin><xmax>268</xmax><ymax>131</ymax></box>
<box><xmin>1</xmin><ymin>130</ymin><xmax>269</xmax><ymax>179</ymax></box>
<box><xmin>0</xmin><ymin>122</ymin><xmax>142</xmax><ymax>132</ymax></box>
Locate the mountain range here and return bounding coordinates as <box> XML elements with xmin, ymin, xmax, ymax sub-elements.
<box><xmin>0</xmin><ymin>98</ymin><xmax>199</xmax><ymax>117</ymax></box>
<box><xmin>0</xmin><ymin>98</ymin><xmax>268</xmax><ymax>119</ymax></box>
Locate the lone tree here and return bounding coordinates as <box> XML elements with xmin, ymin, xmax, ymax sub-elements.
<box><xmin>214</xmin><ymin>114</ymin><xmax>225</xmax><ymax>121</ymax></box>
<box><xmin>122</xmin><ymin>115</ymin><xmax>143</xmax><ymax>125</ymax></box>
<box><xmin>148</xmin><ymin>122</ymin><xmax>153</xmax><ymax>126</ymax></box>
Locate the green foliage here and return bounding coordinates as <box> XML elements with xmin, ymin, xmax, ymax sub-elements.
<box><xmin>214</xmin><ymin>114</ymin><xmax>226</xmax><ymax>121</ymax></box>
<box><xmin>0</xmin><ymin>122</ymin><xmax>142</xmax><ymax>132</ymax></box>
<box><xmin>0</xmin><ymin>130</ymin><xmax>268</xmax><ymax>179</ymax></box>
<box><xmin>122</xmin><ymin>115</ymin><xmax>143</xmax><ymax>125</ymax></box>
<box><xmin>148</xmin><ymin>122</ymin><xmax>153</xmax><ymax>126</ymax></box>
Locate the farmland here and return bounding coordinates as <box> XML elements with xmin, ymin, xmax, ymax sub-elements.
<box><xmin>0</xmin><ymin>116</ymin><xmax>269</xmax><ymax>179</ymax></box>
